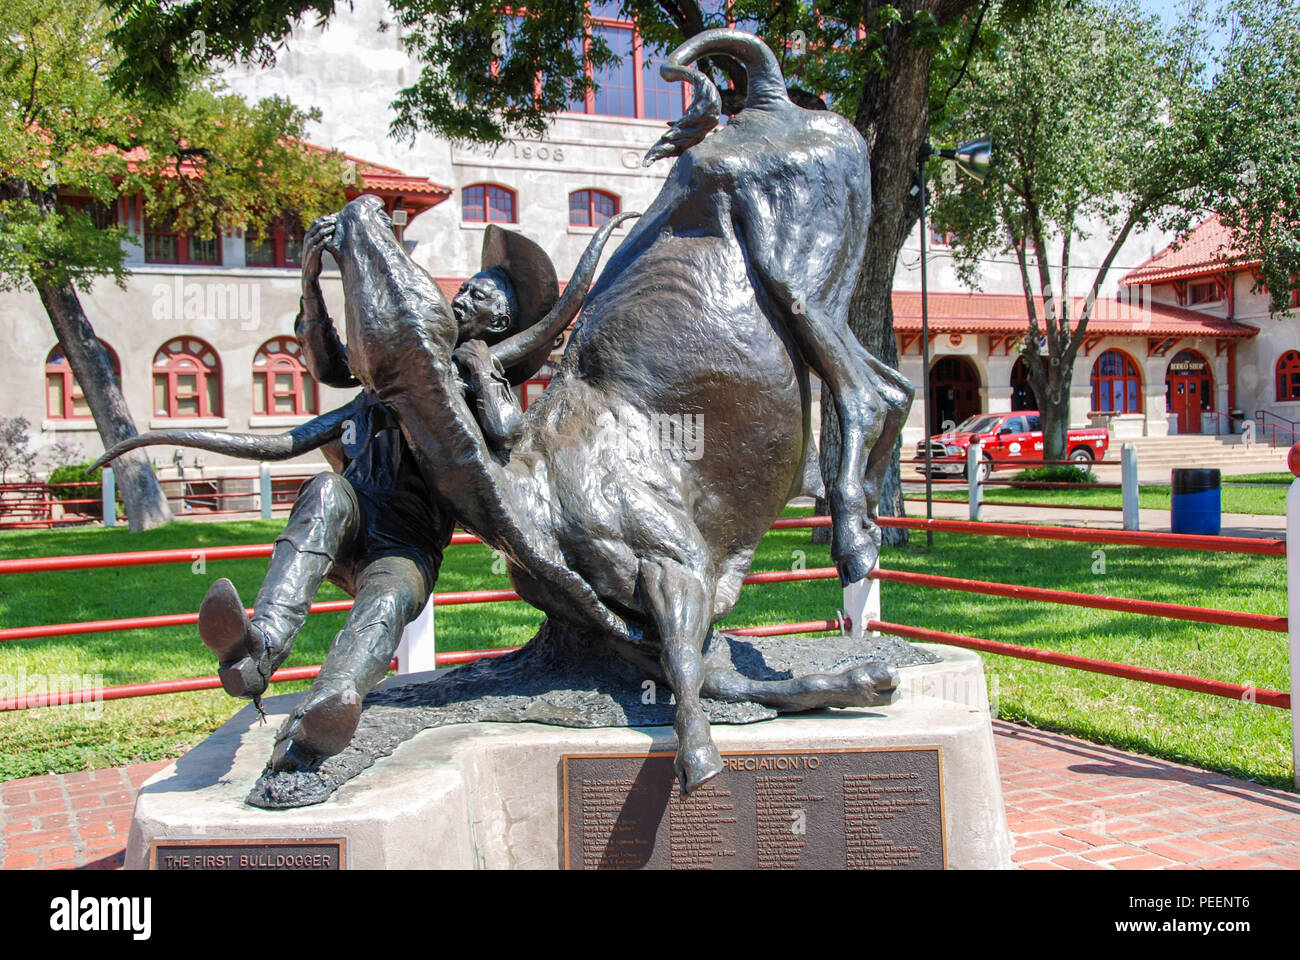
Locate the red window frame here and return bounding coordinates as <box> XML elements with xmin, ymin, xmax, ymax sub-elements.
<box><xmin>45</xmin><ymin>343</ymin><xmax>120</xmax><ymax>420</ymax></box>
<box><xmin>568</xmin><ymin>189</ymin><xmax>620</xmax><ymax>227</ymax></box>
<box><xmin>144</xmin><ymin>210</ymin><xmax>223</xmax><ymax>266</ymax></box>
<box><xmin>1188</xmin><ymin>280</ymin><xmax>1221</xmax><ymax>305</ymax></box>
<box><xmin>1091</xmin><ymin>349</ymin><xmax>1143</xmax><ymax>414</ymax></box>
<box><xmin>462</xmin><ymin>183</ymin><xmax>518</xmax><ymax>224</ymax></box>
<box><xmin>245</xmin><ymin>219</ymin><xmax>306</xmax><ymax>268</ymax></box>
<box><xmin>252</xmin><ymin>337</ymin><xmax>318</xmax><ymax>416</ymax></box>
<box><xmin>1277</xmin><ymin>350</ymin><xmax>1300</xmax><ymax>402</ymax></box>
<box><xmin>152</xmin><ymin>337</ymin><xmax>223</xmax><ymax>418</ymax></box>
<box><xmin>565</xmin><ymin>5</ymin><xmax>690</xmax><ymax>119</ymax></box>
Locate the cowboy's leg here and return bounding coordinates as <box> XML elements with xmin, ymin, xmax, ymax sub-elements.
<box><xmin>270</xmin><ymin>553</ymin><xmax>431</xmax><ymax>773</ymax></box>
<box><xmin>199</xmin><ymin>472</ymin><xmax>362</xmax><ymax>698</ymax></box>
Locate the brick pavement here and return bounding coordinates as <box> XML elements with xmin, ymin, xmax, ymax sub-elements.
<box><xmin>1</xmin><ymin>722</ymin><xmax>1296</xmax><ymax>869</ymax></box>
<box><xmin>996</xmin><ymin>721</ymin><xmax>1300</xmax><ymax>870</ymax></box>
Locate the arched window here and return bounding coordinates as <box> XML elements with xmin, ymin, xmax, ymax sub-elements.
<box><xmin>153</xmin><ymin>338</ymin><xmax>222</xmax><ymax>418</ymax></box>
<box><xmin>569</xmin><ymin>189</ymin><xmax>620</xmax><ymax>227</ymax></box>
<box><xmin>1278</xmin><ymin>351</ymin><xmax>1300</xmax><ymax>402</ymax></box>
<box><xmin>45</xmin><ymin>343</ymin><xmax>120</xmax><ymax>420</ymax></box>
<box><xmin>1091</xmin><ymin>349</ymin><xmax>1142</xmax><ymax>413</ymax></box>
<box><xmin>253</xmin><ymin>337</ymin><xmax>318</xmax><ymax>416</ymax></box>
<box><xmin>462</xmin><ymin>184</ymin><xmax>517</xmax><ymax>224</ymax></box>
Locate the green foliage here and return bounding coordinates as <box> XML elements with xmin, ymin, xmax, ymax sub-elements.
<box><xmin>1196</xmin><ymin>0</ymin><xmax>1300</xmax><ymax>314</ymax></box>
<box><xmin>1010</xmin><ymin>464</ymin><xmax>1097</xmax><ymax>484</ymax></box>
<box><xmin>0</xmin><ymin>0</ymin><xmax>349</xmax><ymax>293</ymax></box>
<box><xmin>105</xmin><ymin>0</ymin><xmax>997</xmax><ymax>144</ymax></box>
<box><xmin>926</xmin><ymin>0</ymin><xmax>1208</xmax><ymax>459</ymax></box>
<box><xmin>930</xmin><ymin>0</ymin><xmax>1205</xmax><ymax>305</ymax></box>
<box><xmin>0</xmin><ymin>416</ymin><xmax>38</xmax><ymax>483</ymax></box>
<box><xmin>47</xmin><ymin>462</ymin><xmax>102</xmax><ymax>503</ymax></box>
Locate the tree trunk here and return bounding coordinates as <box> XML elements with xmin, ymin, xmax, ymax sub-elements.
<box><xmin>36</xmin><ymin>282</ymin><xmax>174</xmax><ymax>531</ymax></box>
<box><xmin>1026</xmin><ymin>356</ymin><xmax>1073</xmax><ymax>463</ymax></box>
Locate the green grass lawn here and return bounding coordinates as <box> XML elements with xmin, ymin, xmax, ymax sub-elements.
<box><xmin>0</xmin><ymin>512</ymin><xmax>1291</xmax><ymax>788</ymax></box>
<box><xmin>936</xmin><ymin>481</ymin><xmax>1291</xmax><ymax>515</ymax></box>
<box><xmin>1224</xmin><ymin>472</ymin><xmax>1294</xmax><ymax>485</ymax></box>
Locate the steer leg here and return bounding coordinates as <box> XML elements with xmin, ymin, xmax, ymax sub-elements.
<box><xmin>701</xmin><ymin>658</ymin><xmax>899</xmax><ymax>711</ymax></box>
<box><xmin>638</xmin><ymin>557</ymin><xmax>721</xmax><ymax>794</ymax></box>
<box><xmin>787</xmin><ymin>314</ymin><xmax>892</xmax><ymax>584</ymax></box>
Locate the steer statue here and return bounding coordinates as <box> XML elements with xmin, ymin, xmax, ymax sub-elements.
<box><xmin>99</xmin><ymin>29</ymin><xmax>914</xmax><ymax>801</ymax></box>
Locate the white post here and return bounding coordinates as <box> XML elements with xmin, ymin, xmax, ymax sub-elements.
<box><xmin>842</xmin><ymin>576</ymin><xmax>880</xmax><ymax>639</ymax></box>
<box><xmin>967</xmin><ymin>439</ymin><xmax>983</xmax><ymax>522</ymax></box>
<box><xmin>259</xmin><ymin>462</ymin><xmax>272</xmax><ymax>519</ymax></box>
<box><xmin>1288</xmin><ymin>465</ymin><xmax>1299</xmax><ymax>789</ymax></box>
<box><xmin>1121</xmin><ymin>442</ymin><xmax>1139</xmax><ymax>532</ymax></box>
<box><xmin>101</xmin><ymin>467</ymin><xmax>115</xmax><ymax>528</ymax></box>
<box><xmin>396</xmin><ymin>598</ymin><xmax>437</xmax><ymax>675</ymax></box>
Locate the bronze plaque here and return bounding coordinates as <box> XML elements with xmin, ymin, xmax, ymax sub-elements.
<box><xmin>561</xmin><ymin>747</ymin><xmax>945</xmax><ymax>870</ymax></box>
<box><xmin>149</xmin><ymin>837</ymin><xmax>346</xmax><ymax>870</ymax></box>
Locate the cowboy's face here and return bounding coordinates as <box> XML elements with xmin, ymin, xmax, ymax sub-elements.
<box><xmin>452</xmin><ymin>268</ymin><xmax>515</xmax><ymax>343</ymax></box>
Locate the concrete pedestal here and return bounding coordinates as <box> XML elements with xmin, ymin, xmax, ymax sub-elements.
<box><xmin>126</xmin><ymin>643</ymin><xmax>1011</xmax><ymax>869</ymax></box>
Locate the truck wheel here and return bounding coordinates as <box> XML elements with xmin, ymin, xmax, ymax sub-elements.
<box><xmin>977</xmin><ymin>456</ymin><xmax>993</xmax><ymax>482</ymax></box>
<box><xmin>1069</xmin><ymin>447</ymin><xmax>1095</xmax><ymax>464</ymax></box>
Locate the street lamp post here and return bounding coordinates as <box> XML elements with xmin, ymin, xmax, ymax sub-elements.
<box><xmin>914</xmin><ymin>137</ymin><xmax>991</xmax><ymax>548</ymax></box>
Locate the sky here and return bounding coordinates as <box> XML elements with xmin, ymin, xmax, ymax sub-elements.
<box><xmin>1132</xmin><ymin>0</ymin><xmax>1234</xmax><ymax>65</ymax></box>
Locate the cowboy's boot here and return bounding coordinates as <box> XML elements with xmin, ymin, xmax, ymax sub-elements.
<box><xmin>197</xmin><ymin>578</ymin><xmax>280</xmax><ymax>699</ymax></box>
<box><xmin>269</xmin><ymin>555</ymin><xmax>429</xmax><ymax>772</ymax></box>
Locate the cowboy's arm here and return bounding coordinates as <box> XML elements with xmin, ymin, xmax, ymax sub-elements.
<box><xmin>297</xmin><ymin>215</ymin><xmax>360</xmax><ymax>389</ymax></box>
<box><xmin>455</xmin><ymin>340</ymin><xmax>524</xmax><ymax>452</ymax></box>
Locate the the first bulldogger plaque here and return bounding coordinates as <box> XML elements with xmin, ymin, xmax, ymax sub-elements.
<box><xmin>561</xmin><ymin>747</ymin><xmax>946</xmax><ymax>870</ymax></box>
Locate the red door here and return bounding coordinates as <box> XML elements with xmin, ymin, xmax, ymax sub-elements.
<box><xmin>1165</xmin><ymin>351</ymin><xmax>1212</xmax><ymax>434</ymax></box>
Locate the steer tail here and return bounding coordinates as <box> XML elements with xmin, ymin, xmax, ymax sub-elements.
<box><xmin>643</xmin><ymin>28</ymin><xmax>790</xmax><ymax>165</ymax></box>
<box><xmin>85</xmin><ymin>404</ymin><xmax>353</xmax><ymax>475</ymax></box>
<box><xmin>490</xmin><ymin>211</ymin><xmax>640</xmax><ymax>371</ymax></box>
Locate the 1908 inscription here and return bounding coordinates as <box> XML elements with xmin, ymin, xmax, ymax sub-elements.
<box><xmin>150</xmin><ymin>838</ymin><xmax>345</xmax><ymax>870</ymax></box>
<box><xmin>561</xmin><ymin>748</ymin><xmax>945</xmax><ymax>870</ymax></box>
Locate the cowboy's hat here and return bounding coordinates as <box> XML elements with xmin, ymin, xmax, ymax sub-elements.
<box><xmin>479</xmin><ymin>225</ymin><xmax>559</xmax><ymax>385</ymax></box>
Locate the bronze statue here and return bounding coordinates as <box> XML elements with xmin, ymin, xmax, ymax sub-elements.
<box><xmin>316</xmin><ymin>29</ymin><xmax>913</xmax><ymax>793</ymax></box>
<box><xmin>92</xmin><ymin>214</ymin><xmax>629</xmax><ymax>772</ymax></box>
<box><xmin>97</xmin><ymin>29</ymin><xmax>912</xmax><ymax>797</ymax></box>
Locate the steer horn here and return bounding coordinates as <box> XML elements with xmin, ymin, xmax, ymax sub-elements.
<box><xmin>85</xmin><ymin>404</ymin><xmax>353</xmax><ymax>474</ymax></box>
<box><xmin>643</xmin><ymin>28</ymin><xmax>790</xmax><ymax>166</ymax></box>
<box><xmin>489</xmin><ymin>210</ymin><xmax>639</xmax><ymax>371</ymax></box>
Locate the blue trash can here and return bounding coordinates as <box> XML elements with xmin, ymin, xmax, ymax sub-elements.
<box><xmin>1171</xmin><ymin>468</ymin><xmax>1221</xmax><ymax>535</ymax></box>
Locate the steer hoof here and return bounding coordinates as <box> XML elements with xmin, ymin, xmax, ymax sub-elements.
<box><xmin>676</xmin><ymin>743</ymin><xmax>723</xmax><ymax>795</ymax></box>
<box><xmin>269</xmin><ymin>684</ymin><xmax>363</xmax><ymax>773</ymax></box>
<box><xmin>833</xmin><ymin>522</ymin><xmax>882</xmax><ymax>587</ymax></box>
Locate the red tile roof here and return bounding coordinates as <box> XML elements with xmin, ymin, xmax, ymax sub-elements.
<box><xmin>118</xmin><ymin>138</ymin><xmax>450</xmax><ymax>210</ymax></box>
<box><xmin>297</xmin><ymin>141</ymin><xmax>452</xmax><ymax>201</ymax></box>
<box><xmin>1119</xmin><ymin>215</ymin><xmax>1257</xmax><ymax>286</ymax></box>
<box><xmin>891</xmin><ymin>290</ymin><xmax>1257</xmax><ymax>339</ymax></box>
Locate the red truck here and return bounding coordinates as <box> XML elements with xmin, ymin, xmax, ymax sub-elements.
<box><xmin>916</xmin><ymin>411</ymin><xmax>1109</xmax><ymax>479</ymax></box>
